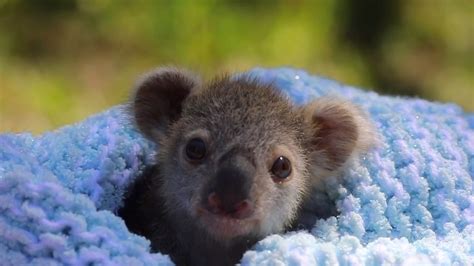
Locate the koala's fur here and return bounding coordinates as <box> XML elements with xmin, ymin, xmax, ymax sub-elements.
<box><xmin>119</xmin><ymin>68</ymin><xmax>378</xmax><ymax>266</ymax></box>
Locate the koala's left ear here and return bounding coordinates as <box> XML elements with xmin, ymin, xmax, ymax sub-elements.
<box><xmin>131</xmin><ymin>67</ymin><xmax>200</xmax><ymax>140</ymax></box>
<box><xmin>302</xmin><ymin>97</ymin><xmax>377</xmax><ymax>173</ymax></box>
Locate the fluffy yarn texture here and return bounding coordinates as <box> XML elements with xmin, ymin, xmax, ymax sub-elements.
<box><xmin>0</xmin><ymin>68</ymin><xmax>473</xmax><ymax>265</ymax></box>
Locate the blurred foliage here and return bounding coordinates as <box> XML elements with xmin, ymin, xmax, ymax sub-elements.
<box><xmin>0</xmin><ymin>0</ymin><xmax>472</xmax><ymax>133</ymax></box>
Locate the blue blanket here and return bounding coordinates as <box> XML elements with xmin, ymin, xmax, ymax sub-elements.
<box><xmin>1</xmin><ymin>68</ymin><xmax>473</xmax><ymax>265</ymax></box>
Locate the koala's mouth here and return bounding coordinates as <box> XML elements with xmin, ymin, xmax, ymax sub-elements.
<box><xmin>196</xmin><ymin>207</ymin><xmax>258</xmax><ymax>239</ymax></box>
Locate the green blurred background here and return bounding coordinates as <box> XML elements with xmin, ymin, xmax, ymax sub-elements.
<box><xmin>0</xmin><ymin>0</ymin><xmax>472</xmax><ymax>133</ymax></box>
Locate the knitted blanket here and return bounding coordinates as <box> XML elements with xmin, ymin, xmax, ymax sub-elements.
<box><xmin>1</xmin><ymin>68</ymin><xmax>473</xmax><ymax>265</ymax></box>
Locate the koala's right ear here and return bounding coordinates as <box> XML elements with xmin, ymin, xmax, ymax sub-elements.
<box><xmin>131</xmin><ymin>68</ymin><xmax>200</xmax><ymax>140</ymax></box>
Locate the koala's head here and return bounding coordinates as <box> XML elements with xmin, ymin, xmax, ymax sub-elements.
<box><xmin>132</xmin><ymin>68</ymin><xmax>372</xmax><ymax>242</ymax></box>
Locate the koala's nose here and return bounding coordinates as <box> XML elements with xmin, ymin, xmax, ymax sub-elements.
<box><xmin>205</xmin><ymin>159</ymin><xmax>255</xmax><ymax>219</ymax></box>
<box><xmin>206</xmin><ymin>192</ymin><xmax>253</xmax><ymax>219</ymax></box>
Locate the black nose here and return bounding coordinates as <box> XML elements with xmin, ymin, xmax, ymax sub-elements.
<box><xmin>204</xmin><ymin>150</ymin><xmax>255</xmax><ymax>219</ymax></box>
<box><xmin>206</xmin><ymin>192</ymin><xmax>253</xmax><ymax>219</ymax></box>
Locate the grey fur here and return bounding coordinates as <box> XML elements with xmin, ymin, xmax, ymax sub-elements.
<box><xmin>119</xmin><ymin>68</ymin><xmax>378</xmax><ymax>266</ymax></box>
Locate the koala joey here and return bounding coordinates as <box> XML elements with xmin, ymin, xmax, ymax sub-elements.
<box><xmin>119</xmin><ymin>68</ymin><xmax>377</xmax><ymax>266</ymax></box>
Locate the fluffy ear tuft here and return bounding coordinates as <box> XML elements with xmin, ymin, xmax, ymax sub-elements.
<box><xmin>131</xmin><ymin>67</ymin><xmax>200</xmax><ymax>140</ymax></box>
<box><xmin>303</xmin><ymin>97</ymin><xmax>378</xmax><ymax>173</ymax></box>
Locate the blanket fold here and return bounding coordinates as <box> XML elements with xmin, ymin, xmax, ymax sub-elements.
<box><xmin>1</xmin><ymin>68</ymin><xmax>472</xmax><ymax>265</ymax></box>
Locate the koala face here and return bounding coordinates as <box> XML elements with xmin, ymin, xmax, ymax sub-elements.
<box><xmin>156</xmin><ymin>79</ymin><xmax>309</xmax><ymax>240</ymax></box>
<box><xmin>132</xmin><ymin>67</ymin><xmax>376</xmax><ymax>243</ymax></box>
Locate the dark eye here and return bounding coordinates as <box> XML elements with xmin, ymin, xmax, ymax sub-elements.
<box><xmin>271</xmin><ymin>156</ymin><xmax>292</xmax><ymax>181</ymax></box>
<box><xmin>185</xmin><ymin>138</ymin><xmax>207</xmax><ymax>161</ymax></box>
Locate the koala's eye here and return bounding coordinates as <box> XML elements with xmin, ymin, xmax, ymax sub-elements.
<box><xmin>185</xmin><ymin>138</ymin><xmax>207</xmax><ymax>161</ymax></box>
<box><xmin>271</xmin><ymin>156</ymin><xmax>292</xmax><ymax>181</ymax></box>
